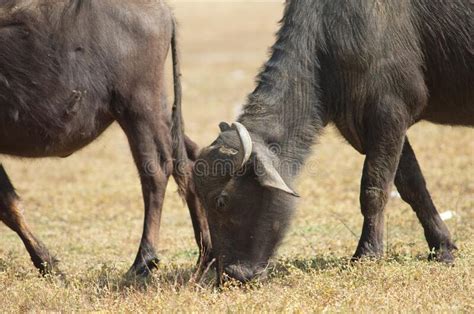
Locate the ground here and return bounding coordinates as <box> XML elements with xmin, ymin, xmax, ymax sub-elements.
<box><xmin>0</xmin><ymin>1</ymin><xmax>472</xmax><ymax>312</ymax></box>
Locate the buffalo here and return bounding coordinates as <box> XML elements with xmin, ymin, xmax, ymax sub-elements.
<box><xmin>0</xmin><ymin>0</ymin><xmax>211</xmax><ymax>277</ymax></box>
<box><xmin>194</xmin><ymin>0</ymin><xmax>473</xmax><ymax>282</ymax></box>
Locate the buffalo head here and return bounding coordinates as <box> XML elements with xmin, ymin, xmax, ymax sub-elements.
<box><xmin>193</xmin><ymin>122</ymin><xmax>298</xmax><ymax>283</ymax></box>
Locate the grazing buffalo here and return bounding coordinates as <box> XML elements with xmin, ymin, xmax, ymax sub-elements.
<box><xmin>194</xmin><ymin>0</ymin><xmax>473</xmax><ymax>282</ymax></box>
<box><xmin>0</xmin><ymin>0</ymin><xmax>211</xmax><ymax>277</ymax></box>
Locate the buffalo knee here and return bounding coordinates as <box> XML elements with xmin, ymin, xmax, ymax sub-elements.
<box><xmin>360</xmin><ymin>187</ymin><xmax>388</xmax><ymax>217</ymax></box>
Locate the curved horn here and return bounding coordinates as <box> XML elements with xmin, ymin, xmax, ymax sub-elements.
<box><xmin>231</xmin><ymin>122</ymin><xmax>253</xmax><ymax>169</ymax></box>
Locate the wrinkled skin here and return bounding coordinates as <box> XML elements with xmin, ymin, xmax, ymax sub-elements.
<box><xmin>194</xmin><ymin>0</ymin><xmax>471</xmax><ymax>283</ymax></box>
<box><xmin>194</xmin><ymin>125</ymin><xmax>297</xmax><ymax>282</ymax></box>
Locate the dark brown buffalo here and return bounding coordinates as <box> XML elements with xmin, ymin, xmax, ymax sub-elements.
<box><xmin>0</xmin><ymin>0</ymin><xmax>211</xmax><ymax>277</ymax></box>
<box><xmin>194</xmin><ymin>0</ymin><xmax>473</xmax><ymax>283</ymax></box>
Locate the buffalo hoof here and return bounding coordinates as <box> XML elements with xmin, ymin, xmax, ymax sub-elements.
<box><xmin>33</xmin><ymin>253</ymin><xmax>64</xmax><ymax>278</ymax></box>
<box><xmin>352</xmin><ymin>243</ymin><xmax>383</xmax><ymax>262</ymax></box>
<box><xmin>127</xmin><ymin>242</ymin><xmax>161</xmax><ymax>278</ymax></box>
<box><xmin>126</xmin><ymin>256</ymin><xmax>160</xmax><ymax>278</ymax></box>
<box><xmin>350</xmin><ymin>254</ymin><xmax>380</xmax><ymax>263</ymax></box>
<box><xmin>428</xmin><ymin>242</ymin><xmax>458</xmax><ymax>264</ymax></box>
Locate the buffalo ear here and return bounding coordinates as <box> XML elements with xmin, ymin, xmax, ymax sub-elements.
<box><xmin>219</xmin><ymin>122</ymin><xmax>232</xmax><ymax>132</ymax></box>
<box><xmin>253</xmin><ymin>143</ymin><xmax>299</xmax><ymax>197</ymax></box>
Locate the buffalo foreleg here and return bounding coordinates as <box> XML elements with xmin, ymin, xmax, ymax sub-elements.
<box><xmin>353</xmin><ymin>101</ymin><xmax>407</xmax><ymax>260</ymax></box>
<box><xmin>394</xmin><ymin>137</ymin><xmax>457</xmax><ymax>263</ymax></box>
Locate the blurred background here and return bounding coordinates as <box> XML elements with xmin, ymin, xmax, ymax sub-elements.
<box><xmin>0</xmin><ymin>1</ymin><xmax>472</xmax><ymax>311</ymax></box>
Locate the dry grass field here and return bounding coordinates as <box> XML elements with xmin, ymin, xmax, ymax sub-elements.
<box><xmin>1</xmin><ymin>1</ymin><xmax>473</xmax><ymax>312</ymax></box>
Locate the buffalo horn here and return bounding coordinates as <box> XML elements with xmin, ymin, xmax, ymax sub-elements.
<box><xmin>231</xmin><ymin>122</ymin><xmax>252</xmax><ymax>169</ymax></box>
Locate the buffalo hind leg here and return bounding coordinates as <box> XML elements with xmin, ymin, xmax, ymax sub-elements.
<box><xmin>395</xmin><ymin>137</ymin><xmax>457</xmax><ymax>263</ymax></box>
<box><xmin>353</xmin><ymin>101</ymin><xmax>407</xmax><ymax>260</ymax></box>
<box><xmin>0</xmin><ymin>165</ymin><xmax>58</xmax><ymax>275</ymax></box>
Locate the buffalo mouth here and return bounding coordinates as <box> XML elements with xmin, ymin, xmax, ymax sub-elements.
<box><xmin>216</xmin><ymin>260</ymin><xmax>269</xmax><ymax>284</ymax></box>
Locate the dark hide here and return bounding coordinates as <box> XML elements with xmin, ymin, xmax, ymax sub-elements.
<box><xmin>0</xmin><ymin>0</ymin><xmax>211</xmax><ymax>277</ymax></box>
<box><xmin>194</xmin><ymin>0</ymin><xmax>472</xmax><ymax>282</ymax></box>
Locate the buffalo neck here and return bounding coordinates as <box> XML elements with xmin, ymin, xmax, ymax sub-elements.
<box><xmin>238</xmin><ymin>0</ymin><xmax>326</xmax><ymax>177</ymax></box>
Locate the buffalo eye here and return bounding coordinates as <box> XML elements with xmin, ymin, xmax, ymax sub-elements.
<box><xmin>216</xmin><ymin>194</ymin><xmax>228</xmax><ymax>211</ymax></box>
